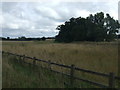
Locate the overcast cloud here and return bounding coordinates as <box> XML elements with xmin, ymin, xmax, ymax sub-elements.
<box><xmin>1</xmin><ymin>0</ymin><xmax>119</xmax><ymax>38</ymax></box>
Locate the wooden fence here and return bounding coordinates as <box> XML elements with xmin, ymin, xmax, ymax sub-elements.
<box><xmin>1</xmin><ymin>51</ymin><xmax>120</xmax><ymax>88</ymax></box>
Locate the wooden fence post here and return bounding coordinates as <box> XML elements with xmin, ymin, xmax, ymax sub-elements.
<box><xmin>109</xmin><ymin>72</ymin><xmax>115</xmax><ymax>88</ymax></box>
<box><xmin>17</xmin><ymin>55</ymin><xmax>20</xmax><ymax>63</ymax></box>
<box><xmin>22</xmin><ymin>55</ymin><xmax>25</xmax><ymax>64</ymax></box>
<box><xmin>23</xmin><ymin>55</ymin><xmax>25</xmax><ymax>62</ymax></box>
<box><xmin>19</xmin><ymin>56</ymin><xmax>22</xmax><ymax>63</ymax></box>
<box><xmin>2</xmin><ymin>51</ymin><xmax>4</xmax><ymax>54</ymax></box>
<box><xmin>48</xmin><ymin>60</ymin><xmax>51</xmax><ymax>70</ymax></box>
<box><xmin>15</xmin><ymin>54</ymin><xmax>18</xmax><ymax>63</ymax></box>
<box><xmin>32</xmin><ymin>57</ymin><xmax>36</xmax><ymax>71</ymax></box>
<box><xmin>70</xmin><ymin>64</ymin><xmax>75</xmax><ymax>88</ymax></box>
<box><xmin>33</xmin><ymin>57</ymin><xmax>36</xmax><ymax>65</ymax></box>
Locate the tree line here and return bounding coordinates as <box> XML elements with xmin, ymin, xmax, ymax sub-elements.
<box><xmin>55</xmin><ymin>12</ymin><xmax>120</xmax><ymax>43</ymax></box>
<box><xmin>0</xmin><ymin>36</ymin><xmax>54</xmax><ymax>41</ymax></box>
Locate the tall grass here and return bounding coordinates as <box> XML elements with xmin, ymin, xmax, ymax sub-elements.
<box><xmin>2</xmin><ymin>53</ymin><xmax>64</xmax><ymax>88</ymax></box>
<box><xmin>2</xmin><ymin>53</ymin><xmax>96</xmax><ymax>88</ymax></box>
<box><xmin>2</xmin><ymin>40</ymin><xmax>119</xmax><ymax>87</ymax></box>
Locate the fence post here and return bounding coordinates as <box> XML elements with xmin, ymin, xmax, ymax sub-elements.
<box><xmin>17</xmin><ymin>55</ymin><xmax>20</xmax><ymax>63</ymax></box>
<box><xmin>48</xmin><ymin>60</ymin><xmax>51</xmax><ymax>70</ymax></box>
<box><xmin>23</xmin><ymin>55</ymin><xmax>25</xmax><ymax>62</ymax></box>
<box><xmin>33</xmin><ymin>57</ymin><xmax>36</xmax><ymax>65</ymax></box>
<box><xmin>19</xmin><ymin>56</ymin><xmax>22</xmax><ymax>63</ymax></box>
<box><xmin>15</xmin><ymin>54</ymin><xmax>18</xmax><ymax>63</ymax></box>
<box><xmin>70</xmin><ymin>64</ymin><xmax>75</xmax><ymax>88</ymax></box>
<box><xmin>2</xmin><ymin>51</ymin><xmax>4</xmax><ymax>54</ymax></box>
<box><xmin>109</xmin><ymin>72</ymin><xmax>115</xmax><ymax>88</ymax></box>
<box><xmin>32</xmin><ymin>57</ymin><xmax>36</xmax><ymax>71</ymax></box>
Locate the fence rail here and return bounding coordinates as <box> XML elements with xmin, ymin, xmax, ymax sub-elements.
<box><xmin>1</xmin><ymin>50</ymin><xmax>120</xmax><ymax>88</ymax></box>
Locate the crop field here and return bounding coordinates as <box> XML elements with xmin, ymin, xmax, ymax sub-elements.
<box><xmin>2</xmin><ymin>40</ymin><xmax>120</xmax><ymax>88</ymax></box>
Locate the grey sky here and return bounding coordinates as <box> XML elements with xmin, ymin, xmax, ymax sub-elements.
<box><xmin>1</xmin><ymin>0</ymin><xmax>119</xmax><ymax>38</ymax></box>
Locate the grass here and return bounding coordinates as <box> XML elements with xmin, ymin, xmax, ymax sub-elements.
<box><xmin>2</xmin><ymin>52</ymin><xmax>95</xmax><ymax>88</ymax></box>
<box><xmin>2</xmin><ymin>40</ymin><xmax>119</xmax><ymax>88</ymax></box>
<box><xmin>2</xmin><ymin>53</ymin><xmax>64</xmax><ymax>88</ymax></box>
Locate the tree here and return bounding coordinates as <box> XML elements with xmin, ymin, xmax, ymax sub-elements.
<box><xmin>18</xmin><ymin>36</ymin><xmax>26</xmax><ymax>40</ymax></box>
<box><xmin>55</xmin><ymin>12</ymin><xmax>120</xmax><ymax>42</ymax></box>
<box><xmin>41</xmin><ymin>37</ymin><xmax>46</xmax><ymax>41</ymax></box>
<box><xmin>86</xmin><ymin>12</ymin><xmax>106</xmax><ymax>41</ymax></box>
<box><xmin>7</xmin><ymin>37</ymin><xmax>10</xmax><ymax>40</ymax></box>
<box><xmin>104</xmin><ymin>14</ymin><xmax>120</xmax><ymax>41</ymax></box>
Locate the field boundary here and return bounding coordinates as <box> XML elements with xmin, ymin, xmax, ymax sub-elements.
<box><xmin>1</xmin><ymin>51</ymin><xmax>120</xmax><ymax>88</ymax></box>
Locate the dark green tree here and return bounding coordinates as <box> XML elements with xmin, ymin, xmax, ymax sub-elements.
<box><xmin>7</xmin><ymin>37</ymin><xmax>10</xmax><ymax>40</ymax></box>
<box><xmin>86</xmin><ymin>12</ymin><xmax>106</xmax><ymax>41</ymax></box>
<box><xmin>41</xmin><ymin>37</ymin><xmax>46</xmax><ymax>41</ymax></box>
<box><xmin>104</xmin><ymin>14</ymin><xmax>120</xmax><ymax>41</ymax></box>
<box><xmin>55</xmin><ymin>12</ymin><xmax>120</xmax><ymax>43</ymax></box>
<box><xmin>18</xmin><ymin>36</ymin><xmax>26</xmax><ymax>40</ymax></box>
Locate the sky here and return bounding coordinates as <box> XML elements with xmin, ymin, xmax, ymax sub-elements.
<box><xmin>0</xmin><ymin>0</ymin><xmax>120</xmax><ymax>38</ymax></box>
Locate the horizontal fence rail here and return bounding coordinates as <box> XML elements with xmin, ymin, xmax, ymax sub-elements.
<box><xmin>1</xmin><ymin>50</ymin><xmax>120</xmax><ymax>88</ymax></box>
<box><xmin>51</xmin><ymin>69</ymin><xmax>108</xmax><ymax>88</ymax></box>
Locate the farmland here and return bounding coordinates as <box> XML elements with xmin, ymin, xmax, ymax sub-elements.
<box><xmin>2</xmin><ymin>40</ymin><xmax>119</xmax><ymax>88</ymax></box>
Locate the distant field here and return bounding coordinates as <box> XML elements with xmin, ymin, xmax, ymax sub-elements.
<box><xmin>2</xmin><ymin>40</ymin><xmax>119</xmax><ymax>86</ymax></box>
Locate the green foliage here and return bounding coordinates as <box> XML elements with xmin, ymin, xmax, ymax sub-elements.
<box><xmin>55</xmin><ymin>12</ymin><xmax>120</xmax><ymax>43</ymax></box>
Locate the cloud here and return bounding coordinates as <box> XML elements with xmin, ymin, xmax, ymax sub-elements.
<box><xmin>1</xmin><ymin>1</ymin><xmax>119</xmax><ymax>37</ymax></box>
<box><xmin>117</xmin><ymin>1</ymin><xmax>120</xmax><ymax>34</ymax></box>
